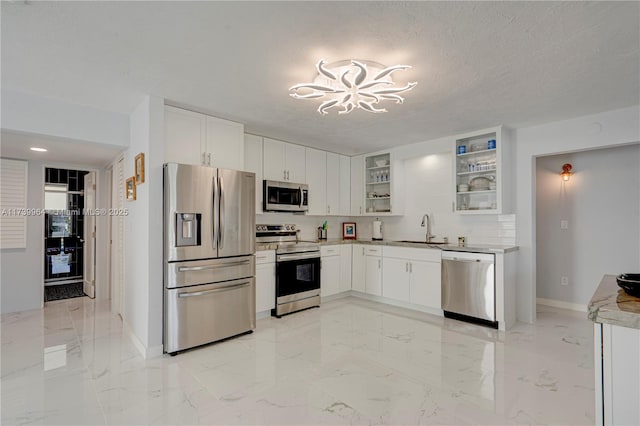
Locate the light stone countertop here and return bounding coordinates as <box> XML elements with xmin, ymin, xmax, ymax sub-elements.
<box><xmin>308</xmin><ymin>238</ymin><xmax>518</xmax><ymax>254</ymax></box>
<box><xmin>588</xmin><ymin>274</ymin><xmax>640</xmax><ymax>329</ymax></box>
<box><xmin>255</xmin><ymin>238</ymin><xmax>518</xmax><ymax>254</ymax></box>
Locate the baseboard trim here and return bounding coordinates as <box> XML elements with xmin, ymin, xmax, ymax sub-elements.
<box><xmin>123</xmin><ymin>320</ymin><xmax>163</xmax><ymax>359</ymax></box>
<box><xmin>537</xmin><ymin>297</ymin><xmax>587</xmax><ymax>313</ymax></box>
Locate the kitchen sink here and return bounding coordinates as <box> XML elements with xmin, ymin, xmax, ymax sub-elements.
<box><xmin>397</xmin><ymin>240</ymin><xmax>448</xmax><ymax>245</ymax></box>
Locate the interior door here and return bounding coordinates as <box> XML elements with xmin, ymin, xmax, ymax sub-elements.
<box><xmin>217</xmin><ymin>169</ymin><xmax>255</xmax><ymax>258</ymax></box>
<box><xmin>83</xmin><ymin>172</ymin><xmax>96</xmax><ymax>298</ymax></box>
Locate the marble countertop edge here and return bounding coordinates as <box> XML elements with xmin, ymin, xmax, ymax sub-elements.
<box><xmin>257</xmin><ymin>238</ymin><xmax>518</xmax><ymax>254</ymax></box>
<box><xmin>589</xmin><ymin>274</ymin><xmax>640</xmax><ymax>330</ymax></box>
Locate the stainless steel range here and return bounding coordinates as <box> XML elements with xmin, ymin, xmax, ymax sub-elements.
<box><xmin>256</xmin><ymin>224</ymin><xmax>320</xmax><ymax>317</ymax></box>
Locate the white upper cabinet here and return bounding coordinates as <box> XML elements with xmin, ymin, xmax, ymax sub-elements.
<box><xmin>285</xmin><ymin>144</ymin><xmax>306</xmax><ymax>183</ymax></box>
<box><xmin>205</xmin><ymin>116</ymin><xmax>244</xmax><ymax>170</ymax></box>
<box><xmin>164</xmin><ymin>106</ymin><xmax>205</xmax><ymax>165</ymax></box>
<box><xmin>453</xmin><ymin>126</ymin><xmax>512</xmax><ymax>214</ymax></box>
<box><xmin>339</xmin><ymin>155</ymin><xmax>351</xmax><ymax>216</ymax></box>
<box><xmin>305</xmin><ymin>147</ymin><xmax>327</xmax><ymax>216</ymax></box>
<box><xmin>326</xmin><ymin>153</ymin><xmax>340</xmax><ymax>216</ymax></box>
<box><xmin>306</xmin><ymin>149</ymin><xmax>351</xmax><ymax>216</ymax></box>
<box><xmin>363</xmin><ymin>152</ymin><xmax>403</xmax><ymax>216</ymax></box>
<box><xmin>164</xmin><ymin>105</ymin><xmax>244</xmax><ymax>170</ymax></box>
<box><xmin>350</xmin><ymin>155</ymin><xmax>364</xmax><ymax>216</ymax></box>
<box><xmin>263</xmin><ymin>138</ymin><xmax>306</xmax><ymax>183</ymax></box>
<box><xmin>244</xmin><ymin>134</ymin><xmax>264</xmax><ymax>214</ymax></box>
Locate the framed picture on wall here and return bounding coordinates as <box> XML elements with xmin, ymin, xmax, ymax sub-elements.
<box><xmin>125</xmin><ymin>176</ymin><xmax>136</xmax><ymax>201</ymax></box>
<box><xmin>135</xmin><ymin>153</ymin><xmax>145</xmax><ymax>184</ymax></box>
<box><xmin>342</xmin><ymin>222</ymin><xmax>357</xmax><ymax>240</ymax></box>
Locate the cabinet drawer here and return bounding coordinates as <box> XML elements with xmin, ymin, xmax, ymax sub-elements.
<box><xmin>321</xmin><ymin>245</ymin><xmax>341</xmax><ymax>257</ymax></box>
<box><xmin>383</xmin><ymin>246</ymin><xmax>441</xmax><ymax>262</ymax></box>
<box><xmin>255</xmin><ymin>250</ymin><xmax>275</xmax><ymax>264</ymax></box>
<box><xmin>364</xmin><ymin>245</ymin><xmax>382</xmax><ymax>256</ymax></box>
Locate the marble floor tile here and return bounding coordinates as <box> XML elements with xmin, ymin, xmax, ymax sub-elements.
<box><xmin>1</xmin><ymin>296</ymin><xmax>595</xmax><ymax>425</ymax></box>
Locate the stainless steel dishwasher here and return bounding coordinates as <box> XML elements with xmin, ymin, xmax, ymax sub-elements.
<box><xmin>441</xmin><ymin>251</ymin><xmax>497</xmax><ymax>328</ymax></box>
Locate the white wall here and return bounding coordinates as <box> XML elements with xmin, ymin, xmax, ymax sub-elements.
<box><xmin>1</xmin><ymin>161</ymin><xmax>44</xmax><ymax>313</ymax></box>
<box><xmin>123</xmin><ymin>95</ymin><xmax>164</xmax><ymax>357</ymax></box>
<box><xmin>515</xmin><ymin>105</ymin><xmax>640</xmax><ymax>323</ymax></box>
<box><xmin>0</xmin><ymin>161</ymin><xmax>110</xmax><ymax>314</ymax></box>
<box><xmin>536</xmin><ymin>145</ymin><xmax>640</xmax><ymax>308</ymax></box>
<box><xmin>1</xmin><ymin>89</ymin><xmax>129</xmax><ymax>147</ymax></box>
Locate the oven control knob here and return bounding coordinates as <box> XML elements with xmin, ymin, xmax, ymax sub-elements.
<box><xmin>290</xmin><ymin>225</ymin><xmax>295</xmax><ymax>230</ymax></box>
<box><xmin>286</xmin><ymin>225</ymin><xmax>291</xmax><ymax>230</ymax></box>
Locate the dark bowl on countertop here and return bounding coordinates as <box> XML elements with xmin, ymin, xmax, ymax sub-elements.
<box><xmin>616</xmin><ymin>274</ymin><xmax>640</xmax><ymax>297</ymax></box>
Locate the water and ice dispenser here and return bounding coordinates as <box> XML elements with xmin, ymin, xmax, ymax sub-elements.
<box><xmin>176</xmin><ymin>213</ymin><xmax>201</xmax><ymax>246</ymax></box>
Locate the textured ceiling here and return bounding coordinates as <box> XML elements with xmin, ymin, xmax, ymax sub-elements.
<box><xmin>0</xmin><ymin>130</ymin><xmax>124</xmax><ymax>167</ymax></box>
<box><xmin>2</xmin><ymin>1</ymin><xmax>639</xmax><ymax>155</ymax></box>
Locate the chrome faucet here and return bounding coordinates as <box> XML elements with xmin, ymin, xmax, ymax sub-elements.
<box><xmin>421</xmin><ymin>214</ymin><xmax>434</xmax><ymax>242</ymax></box>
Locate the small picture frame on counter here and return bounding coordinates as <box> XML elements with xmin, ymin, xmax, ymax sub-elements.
<box><xmin>125</xmin><ymin>176</ymin><xmax>136</xmax><ymax>201</ymax></box>
<box><xmin>342</xmin><ymin>222</ymin><xmax>357</xmax><ymax>240</ymax></box>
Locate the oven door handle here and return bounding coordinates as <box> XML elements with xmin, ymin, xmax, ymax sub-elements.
<box><xmin>277</xmin><ymin>252</ymin><xmax>320</xmax><ymax>262</ymax></box>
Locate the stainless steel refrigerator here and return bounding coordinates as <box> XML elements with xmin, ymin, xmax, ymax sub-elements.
<box><xmin>164</xmin><ymin>163</ymin><xmax>256</xmax><ymax>354</ymax></box>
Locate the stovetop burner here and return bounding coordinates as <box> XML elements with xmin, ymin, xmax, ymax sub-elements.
<box><xmin>255</xmin><ymin>224</ymin><xmax>320</xmax><ymax>254</ymax></box>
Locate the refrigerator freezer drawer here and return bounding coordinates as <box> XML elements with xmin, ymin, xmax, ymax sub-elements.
<box><xmin>166</xmin><ymin>256</ymin><xmax>255</xmax><ymax>289</ymax></box>
<box><xmin>164</xmin><ymin>277</ymin><xmax>256</xmax><ymax>354</ymax></box>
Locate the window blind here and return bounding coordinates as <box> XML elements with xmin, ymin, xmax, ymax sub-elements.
<box><xmin>0</xmin><ymin>159</ymin><xmax>28</xmax><ymax>249</ymax></box>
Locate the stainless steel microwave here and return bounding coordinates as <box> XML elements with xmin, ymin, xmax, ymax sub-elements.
<box><xmin>263</xmin><ymin>180</ymin><xmax>308</xmax><ymax>212</ymax></box>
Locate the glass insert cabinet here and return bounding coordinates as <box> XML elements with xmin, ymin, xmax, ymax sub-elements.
<box><xmin>453</xmin><ymin>126</ymin><xmax>511</xmax><ymax>214</ymax></box>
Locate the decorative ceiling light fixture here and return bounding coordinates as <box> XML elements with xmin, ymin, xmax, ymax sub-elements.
<box><xmin>289</xmin><ymin>59</ymin><xmax>417</xmax><ymax>115</ymax></box>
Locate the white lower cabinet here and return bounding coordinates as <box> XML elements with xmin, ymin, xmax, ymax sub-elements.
<box><xmin>382</xmin><ymin>257</ymin><xmax>410</xmax><ymax>302</ymax></box>
<box><xmin>595</xmin><ymin>322</ymin><xmax>640</xmax><ymax>425</ymax></box>
<box><xmin>351</xmin><ymin>244</ymin><xmax>366</xmax><ymax>293</ymax></box>
<box><xmin>255</xmin><ymin>251</ymin><xmax>275</xmax><ymax>314</ymax></box>
<box><xmin>321</xmin><ymin>245</ymin><xmax>351</xmax><ymax>297</ymax></box>
<box><xmin>339</xmin><ymin>245</ymin><xmax>352</xmax><ymax>292</ymax></box>
<box><xmin>364</xmin><ymin>246</ymin><xmax>383</xmax><ymax>296</ymax></box>
<box><xmin>321</xmin><ymin>253</ymin><xmax>340</xmax><ymax>297</ymax></box>
<box><xmin>409</xmin><ymin>259</ymin><xmax>441</xmax><ymax>310</ymax></box>
<box><xmin>382</xmin><ymin>246</ymin><xmax>441</xmax><ymax>309</ymax></box>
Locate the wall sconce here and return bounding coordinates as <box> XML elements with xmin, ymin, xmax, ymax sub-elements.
<box><xmin>560</xmin><ymin>163</ymin><xmax>573</xmax><ymax>181</ymax></box>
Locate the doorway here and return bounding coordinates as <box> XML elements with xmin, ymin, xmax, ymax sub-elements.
<box><xmin>43</xmin><ymin>167</ymin><xmax>96</xmax><ymax>302</ymax></box>
<box><xmin>534</xmin><ymin>144</ymin><xmax>640</xmax><ymax>311</ymax></box>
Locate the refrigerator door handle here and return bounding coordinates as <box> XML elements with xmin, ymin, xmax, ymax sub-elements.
<box><xmin>177</xmin><ymin>281</ymin><xmax>250</xmax><ymax>298</ymax></box>
<box><xmin>177</xmin><ymin>259</ymin><xmax>251</xmax><ymax>272</ymax></box>
<box><xmin>212</xmin><ymin>175</ymin><xmax>218</xmax><ymax>250</ymax></box>
<box><xmin>218</xmin><ymin>175</ymin><xmax>224</xmax><ymax>249</ymax></box>
<box><xmin>299</xmin><ymin>187</ymin><xmax>303</xmax><ymax>208</ymax></box>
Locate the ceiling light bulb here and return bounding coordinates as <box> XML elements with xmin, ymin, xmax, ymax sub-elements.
<box><xmin>289</xmin><ymin>59</ymin><xmax>417</xmax><ymax>115</ymax></box>
<box><xmin>30</xmin><ymin>147</ymin><xmax>47</xmax><ymax>152</ymax></box>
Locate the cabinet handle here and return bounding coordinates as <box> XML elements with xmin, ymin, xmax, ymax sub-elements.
<box><xmin>202</xmin><ymin>153</ymin><xmax>206</xmax><ymax>165</ymax></box>
<box><xmin>362</xmin><ymin>247</ymin><xmax>364</xmax><ymax>255</ymax></box>
<box><xmin>208</xmin><ymin>153</ymin><xmax>211</xmax><ymax>166</ymax></box>
<box><xmin>405</xmin><ymin>262</ymin><xmax>408</xmax><ymax>272</ymax></box>
<box><xmin>378</xmin><ymin>259</ymin><xmax>381</xmax><ymax>269</ymax></box>
<box><xmin>360</xmin><ymin>206</ymin><xmax>362</xmax><ymax>214</ymax></box>
<box><xmin>283</xmin><ymin>170</ymin><xmax>286</xmax><ymax>180</ymax></box>
<box><xmin>409</xmin><ymin>263</ymin><xmax>412</xmax><ymax>273</ymax></box>
<box><xmin>327</xmin><ymin>205</ymin><xmax>330</xmax><ymax>214</ymax></box>
<box><xmin>287</xmin><ymin>170</ymin><xmax>290</xmax><ymax>180</ymax></box>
